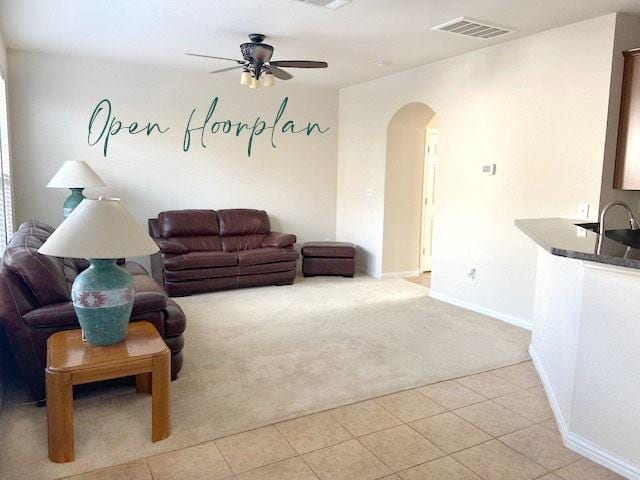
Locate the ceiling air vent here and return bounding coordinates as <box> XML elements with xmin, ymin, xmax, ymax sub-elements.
<box><xmin>431</xmin><ymin>17</ymin><xmax>515</xmax><ymax>39</ymax></box>
<box><xmin>294</xmin><ymin>0</ymin><xmax>352</xmax><ymax>9</ymax></box>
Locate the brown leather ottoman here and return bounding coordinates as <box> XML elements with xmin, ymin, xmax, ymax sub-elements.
<box><xmin>302</xmin><ymin>242</ymin><xmax>356</xmax><ymax>277</ymax></box>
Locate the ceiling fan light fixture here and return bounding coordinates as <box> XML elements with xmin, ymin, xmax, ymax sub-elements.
<box><xmin>263</xmin><ymin>73</ymin><xmax>275</xmax><ymax>87</ymax></box>
<box><xmin>297</xmin><ymin>0</ymin><xmax>352</xmax><ymax>9</ymax></box>
<box><xmin>324</xmin><ymin>0</ymin><xmax>351</xmax><ymax>9</ymax></box>
<box><xmin>240</xmin><ymin>69</ymin><xmax>251</xmax><ymax>86</ymax></box>
<box><xmin>188</xmin><ymin>33</ymin><xmax>327</xmax><ymax>90</ymax></box>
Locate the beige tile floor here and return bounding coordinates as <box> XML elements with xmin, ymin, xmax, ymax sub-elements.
<box><xmin>61</xmin><ymin>361</ymin><xmax>625</xmax><ymax>480</ymax></box>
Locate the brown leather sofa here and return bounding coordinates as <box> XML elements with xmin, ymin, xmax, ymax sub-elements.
<box><xmin>149</xmin><ymin>209</ymin><xmax>299</xmax><ymax>296</ymax></box>
<box><xmin>0</xmin><ymin>220</ymin><xmax>186</xmax><ymax>401</ymax></box>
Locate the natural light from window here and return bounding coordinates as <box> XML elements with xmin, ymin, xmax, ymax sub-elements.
<box><xmin>0</xmin><ymin>71</ymin><xmax>13</xmax><ymax>250</ymax></box>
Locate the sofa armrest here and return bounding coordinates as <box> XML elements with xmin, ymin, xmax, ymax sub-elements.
<box><xmin>155</xmin><ymin>239</ymin><xmax>188</xmax><ymax>254</ymax></box>
<box><xmin>262</xmin><ymin>232</ymin><xmax>297</xmax><ymax>248</ymax></box>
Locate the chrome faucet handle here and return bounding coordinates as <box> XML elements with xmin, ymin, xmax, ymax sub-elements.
<box><xmin>597</xmin><ymin>201</ymin><xmax>640</xmax><ymax>253</ymax></box>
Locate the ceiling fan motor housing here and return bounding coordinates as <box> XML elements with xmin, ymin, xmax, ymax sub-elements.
<box><xmin>248</xmin><ymin>33</ymin><xmax>266</xmax><ymax>43</ymax></box>
<box><xmin>187</xmin><ymin>32</ymin><xmax>327</xmax><ymax>83</ymax></box>
<box><xmin>240</xmin><ymin>42</ymin><xmax>274</xmax><ymax>63</ymax></box>
<box><xmin>241</xmin><ymin>34</ymin><xmax>274</xmax><ymax>79</ymax></box>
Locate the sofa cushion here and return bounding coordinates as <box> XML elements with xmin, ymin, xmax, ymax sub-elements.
<box><xmin>164</xmin><ymin>251</ymin><xmax>238</xmax><ymax>271</ymax></box>
<box><xmin>167</xmin><ymin>235</ymin><xmax>223</xmax><ymax>252</ymax></box>
<box><xmin>164</xmin><ymin>265</ymin><xmax>238</xmax><ymax>282</ymax></box>
<box><xmin>301</xmin><ymin>242</ymin><xmax>356</xmax><ymax>258</ymax></box>
<box><xmin>121</xmin><ymin>261</ymin><xmax>150</xmax><ymax>276</ymax></box>
<box><xmin>131</xmin><ymin>274</ymin><xmax>169</xmax><ymax>312</ymax></box>
<box><xmin>221</xmin><ymin>234</ymin><xmax>264</xmax><ymax>252</ymax></box>
<box><xmin>19</xmin><ymin>220</ymin><xmax>56</xmax><ymax>235</ymax></box>
<box><xmin>218</xmin><ymin>209</ymin><xmax>270</xmax><ymax>236</ymax></box>
<box><xmin>22</xmin><ymin>302</ymin><xmax>78</xmax><ymax>329</ymax></box>
<box><xmin>158</xmin><ymin>210</ymin><xmax>219</xmax><ymax>237</ymax></box>
<box><xmin>24</xmin><ymin>278</ymin><xmax>167</xmax><ymax>329</ymax></box>
<box><xmin>165</xmin><ymin>260</ymin><xmax>299</xmax><ymax>282</ymax></box>
<box><xmin>262</xmin><ymin>232</ymin><xmax>297</xmax><ymax>248</ymax></box>
<box><xmin>155</xmin><ymin>239</ymin><xmax>189</xmax><ymax>254</ymax></box>
<box><xmin>238</xmin><ymin>261</ymin><xmax>297</xmax><ymax>276</ymax></box>
<box><xmin>164</xmin><ymin>299</ymin><xmax>187</xmax><ymax>337</ymax></box>
<box><xmin>3</xmin><ymin>231</ymin><xmax>70</xmax><ymax>307</ymax></box>
<box><xmin>237</xmin><ymin>248</ymin><xmax>299</xmax><ymax>266</ymax></box>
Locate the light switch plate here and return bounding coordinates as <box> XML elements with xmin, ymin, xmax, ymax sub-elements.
<box><xmin>481</xmin><ymin>164</ymin><xmax>496</xmax><ymax>175</ymax></box>
<box><xmin>578</xmin><ymin>203</ymin><xmax>590</xmax><ymax>219</ymax></box>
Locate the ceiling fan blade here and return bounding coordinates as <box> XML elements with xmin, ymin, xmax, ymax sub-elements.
<box><xmin>210</xmin><ymin>65</ymin><xmax>244</xmax><ymax>74</ymax></box>
<box><xmin>268</xmin><ymin>66</ymin><xmax>293</xmax><ymax>80</ymax></box>
<box><xmin>186</xmin><ymin>53</ymin><xmax>244</xmax><ymax>64</ymax></box>
<box><xmin>270</xmin><ymin>60</ymin><xmax>328</xmax><ymax>68</ymax></box>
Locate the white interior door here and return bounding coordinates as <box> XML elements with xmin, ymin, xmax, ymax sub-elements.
<box><xmin>420</xmin><ymin>128</ymin><xmax>438</xmax><ymax>272</ymax></box>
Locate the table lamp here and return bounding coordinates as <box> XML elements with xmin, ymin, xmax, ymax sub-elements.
<box><xmin>46</xmin><ymin>160</ymin><xmax>106</xmax><ymax>218</ymax></box>
<box><xmin>38</xmin><ymin>197</ymin><xmax>159</xmax><ymax>346</ymax></box>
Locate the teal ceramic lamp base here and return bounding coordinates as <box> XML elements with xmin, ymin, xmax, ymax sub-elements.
<box><xmin>63</xmin><ymin>188</ymin><xmax>85</xmax><ymax>219</ymax></box>
<box><xmin>71</xmin><ymin>259</ymin><xmax>135</xmax><ymax>346</ymax></box>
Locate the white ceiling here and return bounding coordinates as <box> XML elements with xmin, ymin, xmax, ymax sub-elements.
<box><xmin>2</xmin><ymin>0</ymin><xmax>640</xmax><ymax>88</ymax></box>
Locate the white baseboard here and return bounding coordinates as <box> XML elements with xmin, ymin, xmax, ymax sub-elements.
<box><xmin>355</xmin><ymin>265</ymin><xmax>374</xmax><ymax>277</ymax></box>
<box><xmin>380</xmin><ymin>269</ymin><xmax>420</xmax><ymax>279</ymax></box>
<box><xmin>529</xmin><ymin>346</ymin><xmax>640</xmax><ymax>480</ymax></box>
<box><xmin>527</xmin><ymin>346</ymin><xmax>570</xmax><ymax>436</ymax></box>
<box><xmin>428</xmin><ymin>290</ymin><xmax>532</xmax><ymax>331</ymax></box>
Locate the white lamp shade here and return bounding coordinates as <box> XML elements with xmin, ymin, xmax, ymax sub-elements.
<box><xmin>38</xmin><ymin>197</ymin><xmax>159</xmax><ymax>259</ymax></box>
<box><xmin>46</xmin><ymin>160</ymin><xmax>106</xmax><ymax>189</ymax></box>
<box><xmin>240</xmin><ymin>70</ymin><xmax>251</xmax><ymax>86</ymax></box>
<box><xmin>263</xmin><ymin>73</ymin><xmax>275</xmax><ymax>87</ymax></box>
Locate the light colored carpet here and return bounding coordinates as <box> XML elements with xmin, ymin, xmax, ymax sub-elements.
<box><xmin>0</xmin><ymin>275</ymin><xmax>530</xmax><ymax>480</ymax></box>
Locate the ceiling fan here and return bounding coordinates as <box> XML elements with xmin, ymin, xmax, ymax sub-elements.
<box><xmin>186</xmin><ymin>33</ymin><xmax>328</xmax><ymax>89</ymax></box>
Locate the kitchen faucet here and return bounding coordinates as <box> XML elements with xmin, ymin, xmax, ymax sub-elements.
<box><xmin>597</xmin><ymin>201</ymin><xmax>640</xmax><ymax>253</ymax></box>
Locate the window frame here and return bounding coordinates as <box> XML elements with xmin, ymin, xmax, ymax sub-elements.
<box><xmin>0</xmin><ymin>65</ymin><xmax>14</xmax><ymax>250</ymax></box>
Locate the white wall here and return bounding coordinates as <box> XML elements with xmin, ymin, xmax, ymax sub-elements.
<box><xmin>0</xmin><ymin>28</ymin><xmax>7</xmax><ymax>74</ymax></box>
<box><xmin>531</xmin><ymin>247</ymin><xmax>583</xmax><ymax>424</ymax></box>
<box><xmin>8</xmin><ymin>51</ymin><xmax>338</xmax><ymax>258</ymax></box>
<box><xmin>337</xmin><ymin>14</ymin><xmax>617</xmax><ymax>327</ymax></box>
<box><xmin>599</xmin><ymin>14</ymin><xmax>640</xmax><ymax>223</ymax></box>
<box><xmin>530</xmin><ymin>248</ymin><xmax>640</xmax><ymax>478</ymax></box>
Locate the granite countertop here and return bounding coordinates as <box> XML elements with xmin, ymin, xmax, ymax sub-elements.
<box><xmin>515</xmin><ymin>217</ymin><xmax>640</xmax><ymax>270</ymax></box>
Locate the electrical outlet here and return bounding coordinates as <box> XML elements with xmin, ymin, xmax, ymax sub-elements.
<box><xmin>578</xmin><ymin>203</ymin><xmax>590</xmax><ymax>219</ymax></box>
<box><xmin>467</xmin><ymin>268</ymin><xmax>477</xmax><ymax>283</ymax></box>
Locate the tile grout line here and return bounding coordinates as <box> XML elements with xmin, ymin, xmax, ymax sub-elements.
<box><xmin>209</xmin><ymin>440</ymin><xmax>236</xmax><ymax>479</ymax></box>
<box><xmin>84</xmin><ymin>364</ymin><xmax>522</xmax><ymax>475</ymax></box>
<box><xmin>354</xmin><ymin>434</ymin><xmax>404</xmax><ymax>475</ymax></box>
<box><xmin>145</xmin><ymin>458</ymin><xmax>156</xmax><ymax>480</ymax></box>
<box><xmin>61</xmin><ymin>361</ymin><xmax>584</xmax><ymax>480</ymax></box>
<box><xmin>272</xmin><ymin>421</ymin><xmax>321</xmax><ymax>480</ymax></box>
<box><xmin>60</xmin><ymin>364</ymin><xmax>534</xmax><ymax>480</ymax></box>
<box><xmin>213</xmin><ymin>429</ymin><xmax>298</xmax><ymax>477</ymax></box>
<box><xmin>74</xmin><ymin>366</ymin><xmax>530</xmax><ymax>479</ymax></box>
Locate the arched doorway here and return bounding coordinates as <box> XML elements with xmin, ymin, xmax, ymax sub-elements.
<box><xmin>382</xmin><ymin>102</ymin><xmax>438</xmax><ymax>281</ymax></box>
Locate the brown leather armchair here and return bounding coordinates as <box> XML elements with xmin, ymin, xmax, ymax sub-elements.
<box><xmin>149</xmin><ymin>209</ymin><xmax>299</xmax><ymax>296</ymax></box>
<box><xmin>0</xmin><ymin>220</ymin><xmax>186</xmax><ymax>401</ymax></box>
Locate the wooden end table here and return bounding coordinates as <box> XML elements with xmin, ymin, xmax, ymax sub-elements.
<box><xmin>46</xmin><ymin>321</ymin><xmax>171</xmax><ymax>463</ymax></box>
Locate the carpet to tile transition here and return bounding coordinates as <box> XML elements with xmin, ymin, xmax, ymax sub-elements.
<box><xmin>0</xmin><ymin>275</ymin><xmax>530</xmax><ymax>479</ymax></box>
